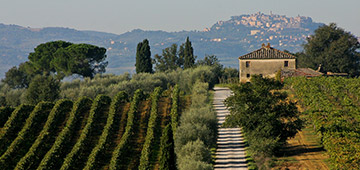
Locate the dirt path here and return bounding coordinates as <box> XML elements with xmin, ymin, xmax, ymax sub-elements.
<box><xmin>274</xmin><ymin>127</ymin><xmax>329</xmax><ymax>170</ymax></box>
<box><xmin>213</xmin><ymin>87</ymin><xmax>248</xmax><ymax>170</ymax></box>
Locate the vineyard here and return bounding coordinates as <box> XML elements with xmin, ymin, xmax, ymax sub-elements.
<box><xmin>285</xmin><ymin>76</ymin><xmax>360</xmax><ymax>169</ymax></box>
<box><xmin>0</xmin><ymin>86</ymin><xmax>181</xmax><ymax>170</ymax></box>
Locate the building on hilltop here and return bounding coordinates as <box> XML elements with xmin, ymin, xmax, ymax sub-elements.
<box><xmin>238</xmin><ymin>43</ymin><xmax>296</xmax><ymax>82</ymax></box>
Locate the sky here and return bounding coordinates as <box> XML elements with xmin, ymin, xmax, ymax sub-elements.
<box><xmin>1</xmin><ymin>0</ymin><xmax>359</xmax><ymax>36</ymax></box>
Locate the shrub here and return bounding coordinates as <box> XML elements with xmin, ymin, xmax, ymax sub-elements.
<box><xmin>177</xmin><ymin>139</ymin><xmax>212</xmax><ymax>170</ymax></box>
<box><xmin>37</xmin><ymin>97</ymin><xmax>92</xmax><ymax>170</ymax></box>
<box><xmin>15</xmin><ymin>99</ymin><xmax>73</xmax><ymax>170</ymax></box>
<box><xmin>0</xmin><ymin>104</ymin><xmax>34</xmax><ymax>155</ymax></box>
<box><xmin>175</xmin><ymin>81</ymin><xmax>216</xmax><ymax>169</ymax></box>
<box><xmin>0</xmin><ymin>102</ymin><xmax>54</xmax><ymax>169</ymax></box>
<box><xmin>25</xmin><ymin>75</ymin><xmax>60</xmax><ymax>104</ymax></box>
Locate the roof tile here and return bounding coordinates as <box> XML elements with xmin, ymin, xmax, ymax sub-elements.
<box><xmin>239</xmin><ymin>44</ymin><xmax>296</xmax><ymax>59</ymax></box>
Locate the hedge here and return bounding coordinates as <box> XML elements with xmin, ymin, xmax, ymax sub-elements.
<box><xmin>0</xmin><ymin>104</ymin><xmax>34</xmax><ymax>155</ymax></box>
<box><xmin>170</xmin><ymin>85</ymin><xmax>179</xmax><ymax>139</ymax></box>
<box><xmin>15</xmin><ymin>99</ymin><xmax>73</xmax><ymax>170</ymax></box>
<box><xmin>109</xmin><ymin>89</ymin><xmax>143</xmax><ymax>170</ymax></box>
<box><xmin>0</xmin><ymin>102</ymin><xmax>54</xmax><ymax>170</ymax></box>
<box><xmin>83</xmin><ymin>91</ymin><xmax>128</xmax><ymax>170</ymax></box>
<box><xmin>37</xmin><ymin>97</ymin><xmax>92</xmax><ymax>170</ymax></box>
<box><xmin>60</xmin><ymin>95</ymin><xmax>111</xmax><ymax>170</ymax></box>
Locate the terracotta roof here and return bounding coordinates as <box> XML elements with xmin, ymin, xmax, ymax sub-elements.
<box><xmin>239</xmin><ymin>43</ymin><xmax>296</xmax><ymax>59</ymax></box>
<box><xmin>281</xmin><ymin>68</ymin><xmax>323</xmax><ymax>77</ymax></box>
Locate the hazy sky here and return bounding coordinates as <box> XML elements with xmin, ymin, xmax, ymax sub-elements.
<box><xmin>1</xmin><ymin>0</ymin><xmax>359</xmax><ymax>36</ymax></box>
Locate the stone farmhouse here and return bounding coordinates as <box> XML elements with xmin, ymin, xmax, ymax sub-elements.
<box><xmin>238</xmin><ymin>43</ymin><xmax>296</xmax><ymax>82</ymax></box>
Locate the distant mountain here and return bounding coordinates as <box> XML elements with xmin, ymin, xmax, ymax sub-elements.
<box><xmin>0</xmin><ymin>12</ymin><xmax>323</xmax><ymax>78</ymax></box>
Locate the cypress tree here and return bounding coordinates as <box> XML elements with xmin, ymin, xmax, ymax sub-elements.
<box><xmin>159</xmin><ymin>124</ymin><xmax>176</xmax><ymax>170</ymax></box>
<box><xmin>183</xmin><ymin>37</ymin><xmax>195</xmax><ymax>69</ymax></box>
<box><xmin>135</xmin><ymin>39</ymin><xmax>153</xmax><ymax>73</ymax></box>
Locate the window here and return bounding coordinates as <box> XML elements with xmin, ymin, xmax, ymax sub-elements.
<box><xmin>246</xmin><ymin>74</ymin><xmax>250</xmax><ymax>78</ymax></box>
<box><xmin>284</xmin><ymin>61</ymin><xmax>289</xmax><ymax>67</ymax></box>
<box><xmin>246</xmin><ymin>61</ymin><xmax>250</xmax><ymax>68</ymax></box>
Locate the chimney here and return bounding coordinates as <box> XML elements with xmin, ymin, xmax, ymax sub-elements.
<box><xmin>316</xmin><ymin>64</ymin><xmax>322</xmax><ymax>72</ymax></box>
<box><xmin>266</xmin><ymin>43</ymin><xmax>271</xmax><ymax>48</ymax></box>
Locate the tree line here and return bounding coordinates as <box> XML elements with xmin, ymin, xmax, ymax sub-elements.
<box><xmin>0</xmin><ymin>36</ymin><xmax>238</xmax><ymax>107</ymax></box>
<box><xmin>136</xmin><ymin>37</ymin><xmax>197</xmax><ymax>73</ymax></box>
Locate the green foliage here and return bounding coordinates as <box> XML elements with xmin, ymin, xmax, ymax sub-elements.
<box><xmin>177</xmin><ymin>139</ymin><xmax>213</xmax><ymax>170</ymax></box>
<box><xmin>175</xmin><ymin>81</ymin><xmax>216</xmax><ymax>169</ymax></box>
<box><xmin>285</xmin><ymin>76</ymin><xmax>360</xmax><ymax>169</ymax></box>
<box><xmin>0</xmin><ymin>106</ymin><xmax>14</xmax><ymax>127</ymax></box>
<box><xmin>60</xmin><ymin>73</ymin><xmax>130</xmax><ymax>100</ymax></box>
<box><xmin>275</xmin><ymin>69</ymin><xmax>281</xmax><ymax>81</ymax></box>
<box><xmin>159</xmin><ymin>124</ymin><xmax>176</xmax><ymax>170</ymax></box>
<box><xmin>28</xmin><ymin>40</ymin><xmax>73</xmax><ymax>73</ymax></box>
<box><xmin>0</xmin><ymin>102</ymin><xmax>54</xmax><ymax>170</ymax></box>
<box><xmin>179</xmin><ymin>66</ymin><xmax>216</xmax><ymax>93</ymax></box>
<box><xmin>139</xmin><ymin>87</ymin><xmax>162</xmax><ymax>170</ymax></box>
<box><xmin>219</xmin><ymin>67</ymin><xmax>239</xmax><ymax>84</ymax></box>
<box><xmin>59</xmin><ymin>66</ymin><xmax>217</xmax><ymax>101</ymax></box>
<box><xmin>52</xmin><ymin>43</ymin><xmax>108</xmax><ymax>79</ymax></box>
<box><xmin>37</xmin><ymin>97</ymin><xmax>92</xmax><ymax>170</ymax></box>
<box><xmin>183</xmin><ymin>37</ymin><xmax>196</xmax><ymax>69</ymax></box>
<box><xmin>298</xmin><ymin>23</ymin><xmax>360</xmax><ymax>76</ymax></box>
<box><xmin>109</xmin><ymin>89</ymin><xmax>143</xmax><ymax>170</ymax></box>
<box><xmin>196</xmin><ymin>55</ymin><xmax>223</xmax><ymax>84</ymax></box>
<box><xmin>28</xmin><ymin>40</ymin><xmax>107</xmax><ymax>79</ymax></box>
<box><xmin>60</xmin><ymin>95</ymin><xmax>111</xmax><ymax>170</ymax></box>
<box><xmin>170</xmin><ymin>85</ymin><xmax>180</xmax><ymax>138</ymax></box>
<box><xmin>154</xmin><ymin>44</ymin><xmax>184</xmax><ymax>72</ymax></box>
<box><xmin>84</xmin><ymin>92</ymin><xmax>128</xmax><ymax>170</ymax></box>
<box><xmin>15</xmin><ymin>99</ymin><xmax>73</xmax><ymax>170</ymax></box>
<box><xmin>2</xmin><ymin>65</ymin><xmax>30</xmax><ymax>88</ymax></box>
<box><xmin>136</xmin><ymin>39</ymin><xmax>153</xmax><ymax>73</ymax></box>
<box><xmin>0</xmin><ymin>83</ymin><xmax>26</xmax><ymax>107</ymax></box>
<box><xmin>25</xmin><ymin>74</ymin><xmax>60</xmax><ymax>105</ymax></box>
<box><xmin>0</xmin><ymin>104</ymin><xmax>34</xmax><ymax>155</ymax></box>
<box><xmin>2</xmin><ymin>41</ymin><xmax>107</xmax><ymax>90</ymax></box>
<box><xmin>224</xmin><ymin>75</ymin><xmax>302</xmax><ymax>158</ymax></box>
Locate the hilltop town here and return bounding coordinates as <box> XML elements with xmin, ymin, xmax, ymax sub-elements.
<box><xmin>202</xmin><ymin>12</ymin><xmax>322</xmax><ymax>50</ymax></box>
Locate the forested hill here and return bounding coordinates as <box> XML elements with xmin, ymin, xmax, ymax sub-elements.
<box><xmin>0</xmin><ymin>12</ymin><xmax>323</xmax><ymax>78</ymax></box>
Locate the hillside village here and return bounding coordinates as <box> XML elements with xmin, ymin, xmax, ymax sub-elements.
<box><xmin>203</xmin><ymin>12</ymin><xmax>321</xmax><ymax>49</ymax></box>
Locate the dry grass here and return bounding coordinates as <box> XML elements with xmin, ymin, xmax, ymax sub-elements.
<box><xmin>273</xmin><ymin>126</ymin><xmax>329</xmax><ymax>170</ymax></box>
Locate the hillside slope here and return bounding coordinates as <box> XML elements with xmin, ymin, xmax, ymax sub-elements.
<box><xmin>0</xmin><ymin>12</ymin><xmax>323</xmax><ymax>78</ymax></box>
